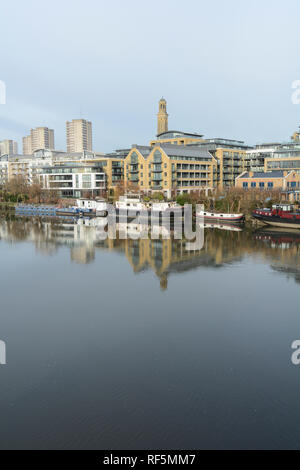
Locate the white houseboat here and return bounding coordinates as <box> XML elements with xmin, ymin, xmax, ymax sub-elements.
<box><xmin>76</xmin><ymin>198</ymin><xmax>108</xmax><ymax>216</ymax></box>
<box><xmin>115</xmin><ymin>194</ymin><xmax>147</xmax><ymax>213</ymax></box>
<box><xmin>197</xmin><ymin>209</ymin><xmax>245</xmax><ymax>223</ymax></box>
<box><xmin>115</xmin><ymin>195</ymin><xmax>182</xmax><ymax>218</ymax></box>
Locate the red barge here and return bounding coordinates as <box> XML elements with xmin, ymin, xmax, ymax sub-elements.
<box><xmin>252</xmin><ymin>204</ymin><xmax>300</xmax><ymax>229</ymax></box>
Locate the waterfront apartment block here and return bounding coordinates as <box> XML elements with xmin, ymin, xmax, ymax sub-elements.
<box><xmin>38</xmin><ymin>162</ymin><xmax>106</xmax><ymax>198</ymax></box>
<box><xmin>201</xmin><ymin>139</ymin><xmax>249</xmax><ymax>189</ymax></box>
<box><xmin>150</xmin><ymin>100</ymin><xmax>250</xmax><ymax>190</ymax></box>
<box><xmin>22</xmin><ymin>127</ymin><xmax>55</xmax><ymax>154</ymax></box>
<box><xmin>66</xmin><ymin>119</ymin><xmax>92</xmax><ymax>153</ymax></box>
<box><xmin>0</xmin><ymin>150</ymin><xmax>54</xmax><ymax>186</ymax></box>
<box><xmin>124</xmin><ymin>143</ymin><xmax>216</xmax><ymax>197</ymax></box>
<box><xmin>0</xmin><ymin>139</ymin><xmax>18</xmax><ymax>156</ymax></box>
<box><xmin>236</xmin><ymin>170</ymin><xmax>300</xmax><ymax>191</ymax></box>
<box><xmin>245</xmin><ymin>143</ymin><xmax>281</xmax><ymax>173</ymax></box>
<box><xmin>0</xmin><ymin>149</ymin><xmax>123</xmax><ymax>197</ymax></box>
<box><xmin>82</xmin><ymin>148</ymin><xmax>126</xmax><ymax>195</ymax></box>
<box><xmin>264</xmin><ymin>141</ymin><xmax>300</xmax><ymax>172</ymax></box>
<box><xmin>176</xmin><ymin>138</ymin><xmax>250</xmax><ymax>189</ymax></box>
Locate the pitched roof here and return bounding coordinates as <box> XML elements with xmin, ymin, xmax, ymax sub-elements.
<box><xmin>241</xmin><ymin>170</ymin><xmax>285</xmax><ymax>178</ymax></box>
<box><xmin>159</xmin><ymin>144</ymin><xmax>213</xmax><ymax>159</ymax></box>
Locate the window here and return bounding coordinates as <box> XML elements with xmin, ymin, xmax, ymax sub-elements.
<box><xmin>259</xmin><ymin>182</ymin><xmax>265</xmax><ymax>188</ymax></box>
<box><xmin>130</xmin><ymin>152</ymin><xmax>139</xmax><ymax>164</ymax></box>
<box><xmin>154</xmin><ymin>150</ymin><xmax>162</xmax><ymax>163</ymax></box>
<box><xmin>243</xmin><ymin>182</ymin><xmax>248</xmax><ymax>188</ymax></box>
<box><xmin>268</xmin><ymin>182</ymin><xmax>273</xmax><ymax>188</ymax></box>
<box><xmin>251</xmin><ymin>182</ymin><xmax>256</xmax><ymax>188</ymax></box>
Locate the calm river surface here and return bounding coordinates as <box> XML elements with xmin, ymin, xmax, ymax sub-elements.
<box><xmin>1</xmin><ymin>215</ymin><xmax>300</xmax><ymax>449</ymax></box>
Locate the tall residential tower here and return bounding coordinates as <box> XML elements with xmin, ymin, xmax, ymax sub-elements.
<box><xmin>66</xmin><ymin>119</ymin><xmax>92</xmax><ymax>153</ymax></box>
<box><xmin>22</xmin><ymin>127</ymin><xmax>54</xmax><ymax>154</ymax></box>
<box><xmin>0</xmin><ymin>139</ymin><xmax>18</xmax><ymax>155</ymax></box>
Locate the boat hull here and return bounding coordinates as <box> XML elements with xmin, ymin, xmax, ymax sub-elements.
<box><xmin>252</xmin><ymin>213</ymin><xmax>300</xmax><ymax>229</ymax></box>
<box><xmin>197</xmin><ymin>212</ymin><xmax>245</xmax><ymax>223</ymax></box>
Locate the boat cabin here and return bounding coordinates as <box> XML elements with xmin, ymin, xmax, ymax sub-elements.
<box><xmin>272</xmin><ymin>204</ymin><xmax>295</xmax><ymax>212</ymax></box>
<box><xmin>115</xmin><ymin>194</ymin><xmax>146</xmax><ymax>211</ymax></box>
<box><xmin>76</xmin><ymin>198</ymin><xmax>107</xmax><ymax>212</ymax></box>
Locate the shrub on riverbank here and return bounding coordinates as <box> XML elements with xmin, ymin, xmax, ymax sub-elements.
<box><xmin>0</xmin><ymin>176</ymin><xmax>60</xmax><ymax>205</ymax></box>
<box><xmin>176</xmin><ymin>188</ymin><xmax>283</xmax><ymax>215</ymax></box>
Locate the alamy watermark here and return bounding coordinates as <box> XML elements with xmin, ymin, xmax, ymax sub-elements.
<box><xmin>291</xmin><ymin>80</ymin><xmax>300</xmax><ymax>105</ymax></box>
<box><xmin>0</xmin><ymin>340</ymin><xmax>6</xmax><ymax>365</ymax></box>
<box><xmin>0</xmin><ymin>80</ymin><xmax>6</xmax><ymax>104</ymax></box>
<box><xmin>291</xmin><ymin>340</ymin><xmax>300</xmax><ymax>365</ymax></box>
<box><xmin>90</xmin><ymin>204</ymin><xmax>205</xmax><ymax>251</ymax></box>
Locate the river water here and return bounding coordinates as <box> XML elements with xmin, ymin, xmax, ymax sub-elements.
<box><xmin>0</xmin><ymin>215</ymin><xmax>300</xmax><ymax>449</ymax></box>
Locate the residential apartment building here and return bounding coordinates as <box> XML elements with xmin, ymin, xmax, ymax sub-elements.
<box><xmin>150</xmin><ymin>99</ymin><xmax>250</xmax><ymax>189</ymax></box>
<box><xmin>183</xmin><ymin>138</ymin><xmax>250</xmax><ymax>189</ymax></box>
<box><xmin>264</xmin><ymin>141</ymin><xmax>300</xmax><ymax>172</ymax></box>
<box><xmin>38</xmin><ymin>162</ymin><xmax>106</xmax><ymax>198</ymax></box>
<box><xmin>22</xmin><ymin>135</ymin><xmax>32</xmax><ymax>155</ymax></box>
<box><xmin>0</xmin><ymin>151</ymin><xmax>53</xmax><ymax>187</ymax></box>
<box><xmin>0</xmin><ymin>139</ymin><xmax>18</xmax><ymax>156</ymax></box>
<box><xmin>236</xmin><ymin>170</ymin><xmax>300</xmax><ymax>191</ymax></box>
<box><xmin>66</xmin><ymin>119</ymin><xmax>92</xmax><ymax>152</ymax></box>
<box><xmin>124</xmin><ymin>143</ymin><xmax>216</xmax><ymax>198</ymax></box>
<box><xmin>245</xmin><ymin>143</ymin><xmax>280</xmax><ymax>173</ymax></box>
<box><xmin>82</xmin><ymin>149</ymin><xmax>126</xmax><ymax>196</ymax></box>
<box><xmin>245</xmin><ymin>129</ymin><xmax>300</xmax><ymax>174</ymax></box>
<box><xmin>22</xmin><ymin>127</ymin><xmax>55</xmax><ymax>154</ymax></box>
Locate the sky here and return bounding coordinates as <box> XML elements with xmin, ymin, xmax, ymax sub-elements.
<box><xmin>0</xmin><ymin>0</ymin><xmax>300</xmax><ymax>153</ymax></box>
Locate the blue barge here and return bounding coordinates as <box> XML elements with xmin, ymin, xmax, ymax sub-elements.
<box><xmin>15</xmin><ymin>205</ymin><xmax>58</xmax><ymax>216</ymax></box>
<box><xmin>14</xmin><ymin>204</ymin><xmax>95</xmax><ymax>217</ymax></box>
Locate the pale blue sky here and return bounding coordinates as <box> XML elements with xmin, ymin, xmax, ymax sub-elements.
<box><xmin>1</xmin><ymin>0</ymin><xmax>300</xmax><ymax>152</ymax></box>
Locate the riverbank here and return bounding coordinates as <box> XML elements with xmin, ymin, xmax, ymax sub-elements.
<box><xmin>0</xmin><ymin>202</ymin><xmax>15</xmax><ymax>213</ymax></box>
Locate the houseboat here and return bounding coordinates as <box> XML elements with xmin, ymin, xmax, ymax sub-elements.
<box><xmin>115</xmin><ymin>195</ymin><xmax>183</xmax><ymax>219</ymax></box>
<box><xmin>252</xmin><ymin>204</ymin><xmax>300</xmax><ymax>229</ymax></box>
<box><xmin>76</xmin><ymin>198</ymin><xmax>108</xmax><ymax>216</ymax></box>
<box><xmin>196</xmin><ymin>209</ymin><xmax>245</xmax><ymax>223</ymax></box>
<box><xmin>115</xmin><ymin>194</ymin><xmax>147</xmax><ymax>214</ymax></box>
<box><xmin>56</xmin><ymin>198</ymin><xmax>108</xmax><ymax>217</ymax></box>
<box><xmin>15</xmin><ymin>204</ymin><xmax>57</xmax><ymax>216</ymax></box>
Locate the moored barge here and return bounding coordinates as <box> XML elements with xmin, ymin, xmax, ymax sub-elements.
<box><xmin>196</xmin><ymin>210</ymin><xmax>245</xmax><ymax>223</ymax></box>
<box><xmin>252</xmin><ymin>204</ymin><xmax>300</xmax><ymax>229</ymax></box>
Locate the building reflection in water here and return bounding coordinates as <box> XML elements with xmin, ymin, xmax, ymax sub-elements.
<box><xmin>1</xmin><ymin>216</ymin><xmax>300</xmax><ymax>290</ymax></box>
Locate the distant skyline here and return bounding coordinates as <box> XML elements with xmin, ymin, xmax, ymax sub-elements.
<box><xmin>1</xmin><ymin>0</ymin><xmax>300</xmax><ymax>153</ymax></box>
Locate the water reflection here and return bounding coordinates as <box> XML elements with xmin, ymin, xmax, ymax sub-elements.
<box><xmin>1</xmin><ymin>216</ymin><xmax>300</xmax><ymax>289</ymax></box>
